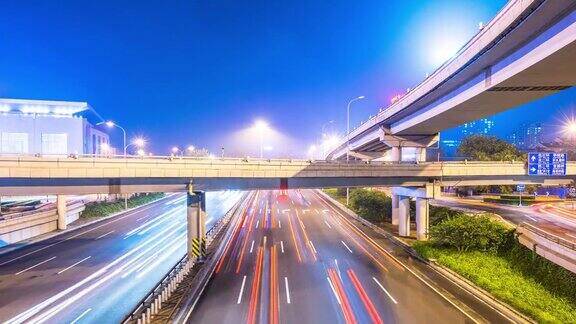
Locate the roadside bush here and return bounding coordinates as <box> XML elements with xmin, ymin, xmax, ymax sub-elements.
<box><xmin>349</xmin><ymin>189</ymin><xmax>391</xmax><ymax>222</ymax></box>
<box><xmin>81</xmin><ymin>193</ymin><xmax>165</xmax><ymax>218</ymax></box>
<box><xmin>429</xmin><ymin>214</ymin><xmax>509</xmax><ymax>252</ymax></box>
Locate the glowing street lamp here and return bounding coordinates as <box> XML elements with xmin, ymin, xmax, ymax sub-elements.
<box><xmin>253</xmin><ymin>119</ymin><xmax>270</xmax><ymax>158</ymax></box>
<box><xmin>187</xmin><ymin>145</ymin><xmax>195</xmax><ymax>152</ymax></box>
<box><xmin>97</xmin><ymin>120</ymin><xmax>127</xmax><ymax>157</ymax></box>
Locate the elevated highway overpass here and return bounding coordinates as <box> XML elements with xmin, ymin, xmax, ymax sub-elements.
<box><xmin>0</xmin><ymin>156</ymin><xmax>574</xmax><ymax>195</ymax></box>
<box><xmin>328</xmin><ymin>0</ymin><xmax>576</xmax><ymax>161</ymax></box>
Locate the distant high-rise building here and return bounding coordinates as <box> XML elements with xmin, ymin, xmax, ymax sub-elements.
<box><xmin>460</xmin><ymin>118</ymin><xmax>495</xmax><ymax>137</ymax></box>
<box><xmin>507</xmin><ymin>123</ymin><xmax>543</xmax><ymax>150</ymax></box>
<box><xmin>440</xmin><ymin>117</ymin><xmax>496</xmax><ymax>157</ymax></box>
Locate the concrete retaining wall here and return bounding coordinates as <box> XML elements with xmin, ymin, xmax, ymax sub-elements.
<box><xmin>517</xmin><ymin>225</ymin><xmax>576</xmax><ymax>274</ymax></box>
<box><xmin>0</xmin><ymin>202</ymin><xmax>85</xmax><ymax>247</ymax></box>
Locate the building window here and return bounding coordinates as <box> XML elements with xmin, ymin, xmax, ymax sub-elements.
<box><xmin>1</xmin><ymin>132</ymin><xmax>29</xmax><ymax>153</ymax></box>
<box><xmin>42</xmin><ymin>133</ymin><xmax>68</xmax><ymax>154</ymax></box>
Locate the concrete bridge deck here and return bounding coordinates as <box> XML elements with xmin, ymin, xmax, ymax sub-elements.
<box><xmin>0</xmin><ymin>156</ymin><xmax>574</xmax><ymax>194</ymax></box>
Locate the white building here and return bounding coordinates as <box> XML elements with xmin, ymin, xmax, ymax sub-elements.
<box><xmin>0</xmin><ymin>98</ymin><xmax>110</xmax><ymax>156</ymax></box>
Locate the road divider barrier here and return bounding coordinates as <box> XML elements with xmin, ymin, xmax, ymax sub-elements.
<box><xmin>122</xmin><ymin>192</ymin><xmax>249</xmax><ymax>324</ymax></box>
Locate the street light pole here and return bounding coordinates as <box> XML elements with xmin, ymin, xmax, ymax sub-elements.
<box><xmin>346</xmin><ymin>96</ymin><xmax>365</xmax><ymax>205</ymax></box>
<box><xmin>97</xmin><ymin>121</ymin><xmax>127</xmax><ymax>157</ymax></box>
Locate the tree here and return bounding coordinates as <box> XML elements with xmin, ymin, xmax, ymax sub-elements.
<box><xmin>458</xmin><ymin>135</ymin><xmax>524</xmax><ymax>161</ymax></box>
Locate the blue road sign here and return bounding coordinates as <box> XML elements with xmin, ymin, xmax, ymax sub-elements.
<box><xmin>528</xmin><ymin>152</ymin><xmax>566</xmax><ymax>176</ymax></box>
<box><xmin>516</xmin><ymin>184</ymin><xmax>525</xmax><ymax>192</ymax></box>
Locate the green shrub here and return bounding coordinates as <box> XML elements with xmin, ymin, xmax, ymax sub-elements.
<box><xmin>429</xmin><ymin>206</ymin><xmax>463</xmax><ymax>226</ymax></box>
<box><xmin>349</xmin><ymin>189</ymin><xmax>391</xmax><ymax>222</ymax></box>
<box><xmin>429</xmin><ymin>214</ymin><xmax>508</xmax><ymax>252</ymax></box>
<box><xmin>82</xmin><ymin>193</ymin><xmax>165</xmax><ymax>218</ymax></box>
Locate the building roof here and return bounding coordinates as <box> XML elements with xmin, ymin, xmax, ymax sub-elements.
<box><xmin>0</xmin><ymin>98</ymin><xmax>89</xmax><ymax>116</ymax></box>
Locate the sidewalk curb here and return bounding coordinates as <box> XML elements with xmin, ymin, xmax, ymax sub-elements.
<box><xmin>317</xmin><ymin>189</ymin><xmax>534</xmax><ymax>324</ymax></box>
<box><xmin>0</xmin><ymin>193</ymin><xmax>174</xmax><ymax>257</ymax></box>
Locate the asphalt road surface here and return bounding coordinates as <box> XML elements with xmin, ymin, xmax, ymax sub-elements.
<box><xmin>0</xmin><ymin>190</ymin><xmax>242</xmax><ymax>323</ymax></box>
<box><xmin>188</xmin><ymin>189</ymin><xmax>502</xmax><ymax>324</ymax></box>
<box><xmin>435</xmin><ymin>196</ymin><xmax>576</xmax><ymax>242</ymax></box>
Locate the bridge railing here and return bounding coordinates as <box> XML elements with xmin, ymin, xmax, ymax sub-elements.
<box><xmin>518</xmin><ymin>222</ymin><xmax>576</xmax><ymax>252</ymax></box>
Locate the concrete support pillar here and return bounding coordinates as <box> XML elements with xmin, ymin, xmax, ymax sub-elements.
<box><xmin>391</xmin><ymin>194</ymin><xmax>399</xmax><ymax>226</ymax></box>
<box><xmin>57</xmin><ymin>194</ymin><xmax>67</xmax><ymax>230</ymax></box>
<box><xmin>398</xmin><ymin>196</ymin><xmax>410</xmax><ymax>237</ymax></box>
<box><xmin>390</xmin><ymin>146</ymin><xmax>402</xmax><ymax>162</ymax></box>
<box><xmin>187</xmin><ymin>191</ymin><xmax>206</xmax><ymax>260</ymax></box>
<box><xmin>415</xmin><ymin>198</ymin><xmax>429</xmax><ymax>241</ymax></box>
<box><xmin>417</xmin><ymin>147</ymin><xmax>427</xmax><ymax>162</ymax></box>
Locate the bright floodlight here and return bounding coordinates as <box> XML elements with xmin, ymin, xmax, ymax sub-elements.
<box><xmin>172</xmin><ymin>146</ymin><xmax>179</xmax><ymax>153</ymax></box>
<box><xmin>253</xmin><ymin>120</ymin><xmax>269</xmax><ymax>132</ymax></box>
<box><xmin>137</xmin><ymin>149</ymin><xmax>145</xmax><ymax>156</ymax></box>
<box><xmin>187</xmin><ymin>145</ymin><xmax>195</xmax><ymax>152</ymax></box>
<box><xmin>105</xmin><ymin>121</ymin><xmax>115</xmax><ymax>127</ymax></box>
<box><xmin>357</xmin><ymin>96</ymin><xmax>365</xmax><ymax>99</ymax></box>
<box><xmin>566</xmin><ymin>121</ymin><xmax>576</xmax><ymax>134</ymax></box>
<box><xmin>133</xmin><ymin>138</ymin><xmax>146</xmax><ymax>147</ymax></box>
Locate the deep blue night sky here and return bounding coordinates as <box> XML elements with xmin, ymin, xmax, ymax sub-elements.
<box><xmin>1</xmin><ymin>0</ymin><xmax>574</xmax><ymax>156</ymax></box>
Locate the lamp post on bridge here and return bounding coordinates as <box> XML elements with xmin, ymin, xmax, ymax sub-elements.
<box><xmin>346</xmin><ymin>96</ymin><xmax>365</xmax><ymax>205</ymax></box>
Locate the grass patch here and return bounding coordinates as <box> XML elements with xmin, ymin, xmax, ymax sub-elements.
<box><xmin>81</xmin><ymin>193</ymin><xmax>165</xmax><ymax>218</ymax></box>
<box><xmin>413</xmin><ymin>241</ymin><xmax>576</xmax><ymax>323</ymax></box>
<box><xmin>323</xmin><ymin>188</ymin><xmax>348</xmax><ymax>206</ymax></box>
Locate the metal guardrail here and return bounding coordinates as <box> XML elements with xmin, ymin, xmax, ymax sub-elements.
<box><xmin>518</xmin><ymin>222</ymin><xmax>576</xmax><ymax>251</ymax></box>
<box><xmin>122</xmin><ymin>192</ymin><xmax>248</xmax><ymax>324</ymax></box>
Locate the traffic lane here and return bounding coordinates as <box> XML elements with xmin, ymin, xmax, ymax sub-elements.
<box><xmin>0</xmin><ymin>197</ymin><xmax>184</xmax><ymax>316</ymax></box>
<box><xmin>0</xmin><ymin>191</ymin><xmax>242</xmax><ymax>323</ymax></box>
<box><xmin>316</xmin><ymin>192</ymin><xmax>514</xmax><ymax>324</ymax></box>
<box><xmin>301</xmin><ymin>190</ymin><xmax>471</xmax><ymax>324</ymax></box>
<box><xmin>0</xmin><ymin>193</ymin><xmax>180</xmax><ymax>269</ymax></box>
<box><xmin>38</xmin><ymin>221</ymin><xmax>189</xmax><ymax>324</ymax></box>
<box><xmin>187</xmin><ymin>191</ymin><xmax>259</xmax><ymax>323</ymax></box>
<box><xmin>0</xmin><ymin>202</ymin><xmax>187</xmax><ymax>322</ymax></box>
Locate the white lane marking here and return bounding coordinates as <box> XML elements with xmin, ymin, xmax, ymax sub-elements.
<box><xmin>309</xmin><ymin>241</ymin><xmax>317</xmax><ymax>254</ymax></box>
<box><xmin>282</xmin><ymin>209</ymin><xmax>290</xmax><ymax>213</ymax></box>
<box><xmin>256</xmin><ymin>220</ymin><xmax>260</xmax><ymax>229</ymax></box>
<box><xmin>15</xmin><ymin>256</ymin><xmax>57</xmax><ymax>275</ymax></box>
<box><xmin>324</xmin><ymin>220</ymin><xmax>332</xmax><ymax>229</ymax></box>
<box><xmin>70</xmin><ymin>308</ymin><xmax>92</xmax><ymax>324</ymax></box>
<box><xmin>280</xmin><ymin>241</ymin><xmax>285</xmax><ymax>253</ymax></box>
<box><xmin>259</xmin><ymin>208</ymin><xmax>262</xmax><ymax>214</ymax></box>
<box><xmin>299</xmin><ymin>219</ymin><xmax>306</xmax><ymax>229</ymax></box>
<box><xmin>96</xmin><ymin>230</ymin><xmax>115</xmax><ymax>240</ymax></box>
<box><xmin>327</xmin><ymin>276</ymin><xmax>341</xmax><ymax>305</ymax></box>
<box><xmin>237</xmin><ymin>275</ymin><xmax>248</xmax><ymax>304</ymax></box>
<box><xmin>524</xmin><ymin>214</ymin><xmax>537</xmax><ymax>222</ymax></box>
<box><xmin>565</xmin><ymin>233</ymin><xmax>576</xmax><ymax>240</ymax></box>
<box><xmin>302</xmin><ymin>209</ymin><xmax>309</xmax><ymax>214</ymax></box>
<box><xmin>340</xmin><ymin>241</ymin><xmax>353</xmax><ymax>253</ymax></box>
<box><xmin>284</xmin><ymin>277</ymin><xmax>291</xmax><ymax>304</ymax></box>
<box><xmin>263</xmin><ymin>236</ymin><xmax>267</xmax><ymax>246</ymax></box>
<box><xmin>57</xmin><ymin>256</ymin><xmax>92</xmax><ymax>275</ymax></box>
<box><xmin>322</xmin><ymin>209</ymin><xmax>329</xmax><ymax>213</ymax></box>
<box><xmin>249</xmin><ymin>240</ymin><xmax>255</xmax><ymax>254</ymax></box>
<box><xmin>373</xmin><ymin>277</ymin><xmax>398</xmax><ymax>304</ymax></box>
<box><xmin>0</xmin><ymin>243</ymin><xmax>58</xmax><ymax>267</ymax></box>
<box><xmin>6</xmin><ymin>221</ymin><xmax>185</xmax><ymax>324</ymax></box>
<box><xmin>278</xmin><ymin>220</ymin><xmax>281</xmax><ymax>228</ymax></box>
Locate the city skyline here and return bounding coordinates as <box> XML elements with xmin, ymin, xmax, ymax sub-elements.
<box><xmin>0</xmin><ymin>0</ymin><xmax>530</xmax><ymax>157</ymax></box>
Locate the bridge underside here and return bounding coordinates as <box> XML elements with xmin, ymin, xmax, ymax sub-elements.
<box><xmin>0</xmin><ymin>175</ymin><xmax>572</xmax><ymax>195</ymax></box>
<box><xmin>328</xmin><ymin>3</ymin><xmax>576</xmax><ymax>161</ymax></box>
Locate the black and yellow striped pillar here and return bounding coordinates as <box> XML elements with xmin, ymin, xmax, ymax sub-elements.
<box><xmin>187</xmin><ymin>186</ymin><xmax>207</xmax><ymax>259</ymax></box>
